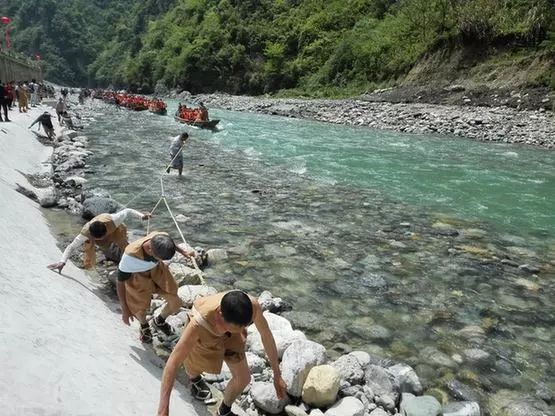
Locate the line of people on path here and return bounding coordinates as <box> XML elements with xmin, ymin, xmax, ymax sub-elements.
<box><xmin>47</xmin><ymin>199</ymin><xmax>287</xmax><ymax>416</ymax></box>
<box><xmin>0</xmin><ymin>79</ymin><xmax>56</xmax><ymax>121</ymax></box>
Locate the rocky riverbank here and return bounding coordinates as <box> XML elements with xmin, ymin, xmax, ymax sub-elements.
<box><xmin>190</xmin><ymin>93</ymin><xmax>555</xmax><ymax>149</ymax></box>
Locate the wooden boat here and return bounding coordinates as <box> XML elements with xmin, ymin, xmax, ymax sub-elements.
<box><xmin>174</xmin><ymin>116</ymin><xmax>220</xmax><ymax>130</ymax></box>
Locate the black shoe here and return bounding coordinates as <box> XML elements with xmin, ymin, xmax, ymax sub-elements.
<box><xmin>191</xmin><ymin>377</ymin><xmax>212</xmax><ymax>401</ymax></box>
<box><xmin>5</xmin><ymin>119</ymin><xmax>10</xmax><ymax>122</ymax></box>
<box><xmin>153</xmin><ymin>315</ymin><xmax>174</xmax><ymax>336</ymax></box>
<box><xmin>217</xmin><ymin>410</ymin><xmax>238</xmax><ymax>416</ymax></box>
<box><xmin>140</xmin><ymin>323</ymin><xmax>153</xmax><ymax>344</ymax></box>
<box><xmin>217</xmin><ymin>406</ymin><xmax>238</xmax><ymax>416</ymax></box>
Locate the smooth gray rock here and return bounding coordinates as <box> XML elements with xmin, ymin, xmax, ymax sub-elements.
<box><xmin>446</xmin><ymin>380</ymin><xmax>481</xmax><ymax>402</ymax></box>
<box><xmin>442</xmin><ymin>401</ymin><xmax>481</xmax><ymax>416</ymax></box>
<box><xmin>364</xmin><ymin>365</ymin><xmax>400</xmax><ymax>402</ymax></box>
<box><xmin>205</xmin><ymin>248</ymin><xmax>228</xmax><ymax>266</ymax></box>
<box><xmin>251</xmin><ymin>381</ymin><xmax>290</xmax><ymax>414</ymax></box>
<box><xmin>177</xmin><ymin>285</ymin><xmax>217</xmax><ymax>308</ymax></box>
<box><xmin>246</xmin><ymin>352</ymin><xmax>267</xmax><ymax>374</ymax></box>
<box><xmin>248</xmin><ymin>328</ymin><xmax>306</xmax><ymax>359</ymax></box>
<box><xmin>285</xmin><ymin>405</ymin><xmax>309</xmax><ymax>416</ymax></box>
<box><xmin>488</xmin><ymin>390</ymin><xmax>552</xmax><ymax>416</ymax></box>
<box><xmin>463</xmin><ymin>348</ymin><xmax>492</xmax><ymax>367</ymax></box>
<box><xmin>332</xmin><ymin>353</ymin><xmax>366</xmax><ymax>385</ymax></box>
<box><xmin>535</xmin><ymin>382</ymin><xmax>555</xmax><ymax>404</ymax></box>
<box><xmin>168</xmin><ymin>263</ymin><xmax>204</xmax><ymax>286</ymax></box>
<box><xmin>81</xmin><ymin>196</ymin><xmax>120</xmax><ymax>219</ymax></box>
<box><xmin>350</xmin><ymin>351</ymin><xmax>371</xmax><ymax>368</ymax></box>
<box><xmin>375</xmin><ymin>394</ymin><xmax>396</xmax><ymax>412</ymax></box>
<box><xmin>258</xmin><ymin>291</ymin><xmax>292</xmax><ymax>313</ymax></box>
<box><xmin>37</xmin><ymin>187</ymin><xmax>58</xmax><ymax>207</ymax></box>
<box><xmin>519</xmin><ymin>264</ymin><xmax>540</xmax><ymax>274</ymax></box>
<box><xmin>420</xmin><ymin>346</ymin><xmax>457</xmax><ymax>368</ymax></box>
<box><xmin>387</xmin><ymin>364</ymin><xmax>423</xmax><ymax>395</ymax></box>
<box><xmin>63</xmin><ymin>175</ymin><xmax>87</xmax><ymax>186</ymax></box>
<box><xmin>324</xmin><ymin>397</ymin><xmax>365</xmax><ymax>416</ymax></box>
<box><xmin>400</xmin><ymin>395</ymin><xmax>442</xmax><ymax>416</ymax></box>
<box><xmin>340</xmin><ymin>385</ymin><xmax>362</xmax><ymax>397</ymax></box>
<box><xmin>281</xmin><ymin>340</ymin><xmax>327</xmax><ymax>397</ymax></box>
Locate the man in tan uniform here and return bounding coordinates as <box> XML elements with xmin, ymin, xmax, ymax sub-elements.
<box><xmin>157</xmin><ymin>291</ymin><xmax>288</xmax><ymax>416</ymax></box>
<box><xmin>117</xmin><ymin>231</ymin><xmax>195</xmax><ymax>343</ymax></box>
<box><xmin>47</xmin><ymin>208</ymin><xmax>151</xmax><ymax>273</ymax></box>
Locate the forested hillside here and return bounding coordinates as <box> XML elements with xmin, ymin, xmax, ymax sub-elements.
<box><xmin>3</xmin><ymin>0</ymin><xmax>554</xmax><ymax>95</ymax></box>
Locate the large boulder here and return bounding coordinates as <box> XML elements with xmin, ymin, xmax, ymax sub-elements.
<box><xmin>331</xmin><ymin>353</ymin><xmax>366</xmax><ymax>385</ymax></box>
<box><xmin>364</xmin><ymin>365</ymin><xmax>400</xmax><ymax>403</ymax></box>
<box><xmin>177</xmin><ymin>285</ymin><xmax>217</xmax><ymax>308</ymax></box>
<box><xmin>324</xmin><ymin>397</ymin><xmax>365</xmax><ymax>416</ymax></box>
<box><xmin>442</xmin><ymin>401</ymin><xmax>481</xmax><ymax>416</ymax></box>
<box><xmin>387</xmin><ymin>364</ymin><xmax>423</xmax><ymax>395</ymax></box>
<box><xmin>281</xmin><ymin>340</ymin><xmax>327</xmax><ymax>397</ymax></box>
<box><xmin>81</xmin><ymin>196</ymin><xmax>120</xmax><ymax>220</ymax></box>
<box><xmin>400</xmin><ymin>395</ymin><xmax>442</xmax><ymax>416</ymax></box>
<box><xmin>302</xmin><ymin>365</ymin><xmax>341</xmax><ymax>407</ymax></box>
<box><xmin>251</xmin><ymin>381</ymin><xmax>290</xmax><ymax>414</ymax></box>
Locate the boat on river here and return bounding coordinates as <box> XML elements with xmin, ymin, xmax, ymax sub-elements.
<box><xmin>148</xmin><ymin>104</ymin><xmax>167</xmax><ymax>115</ymax></box>
<box><xmin>174</xmin><ymin>116</ymin><xmax>220</xmax><ymax>130</ymax></box>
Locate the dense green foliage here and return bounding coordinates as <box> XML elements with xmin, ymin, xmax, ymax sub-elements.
<box><xmin>3</xmin><ymin>0</ymin><xmax>554</xmax><ymax>93</ymax></box>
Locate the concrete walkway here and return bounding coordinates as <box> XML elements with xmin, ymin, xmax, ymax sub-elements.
<box><xmin>0</xmin><ymin>105</ymin><xmax>205</xmax><ymax>416</ymax></box>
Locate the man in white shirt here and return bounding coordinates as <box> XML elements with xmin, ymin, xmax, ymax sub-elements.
<box><xmin>47</xmin><ymin>208</ymin><xmax>151</xmax><ymax>273</ymax></box>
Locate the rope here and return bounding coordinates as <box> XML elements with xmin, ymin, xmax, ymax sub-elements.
<box><xmin>123</xmin><ymin>141</ymin><xmax>185</xmax><ymax>208</ymax></box>
<box><xmin>162</xmin><ymin>195</ymin><xmax>205</xmax><ymax>283</ymax></box>
<box><xmin>97</xmin><ymin>134</ymin><xmax>204</xmax><ymax>283</ymax></box>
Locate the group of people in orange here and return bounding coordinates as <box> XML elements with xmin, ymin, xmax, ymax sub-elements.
<box><xmin>176</xmin><ymin>102</ymin><xmax>209</xmax><ymax>122</ymax></box>
<box><xmin>148</xmin><ymin>98</ymin><xmax>167</xmax><ymax>114</ymax></box>
<box><xmin>95</xmin><ymin>91</ymin><xmax>167</xmax><ymax>113</ymax></box>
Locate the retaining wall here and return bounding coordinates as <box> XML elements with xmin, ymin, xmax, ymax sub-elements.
<box><xmin>0</xmin><ymin>52</ymin><xmax>42</xmax><ymax>82</ymax></box>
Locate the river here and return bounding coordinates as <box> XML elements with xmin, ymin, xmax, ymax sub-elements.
<box><xmin>79</xmin><ymin>99</ymin><xmax>554</xmax><ymax>404</ymax></box>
